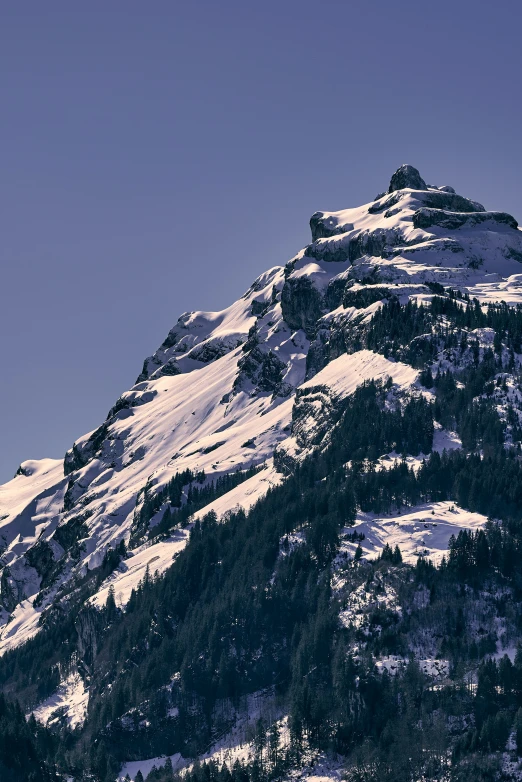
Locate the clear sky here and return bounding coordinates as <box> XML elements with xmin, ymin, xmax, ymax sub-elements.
<box><xmin>1</xmin><ymin>0</ymin><xmax>521</xmax><ymax>482</ymax></box>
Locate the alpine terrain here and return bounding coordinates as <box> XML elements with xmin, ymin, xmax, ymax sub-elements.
<box><xmin>3</xmin><ymin>165</ymin><xmax>522</xmax><ymax>781</ymax></box>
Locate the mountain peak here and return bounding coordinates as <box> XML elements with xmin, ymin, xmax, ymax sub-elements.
<box><xmin>3</xmin><ymin>164</ymin><xmax>522</xmax><ymax>779</ymax></box>
<box><xmin>388</xmin><ymin>163</ymin><xmax>427</xmax><ymax>193</ymax></box>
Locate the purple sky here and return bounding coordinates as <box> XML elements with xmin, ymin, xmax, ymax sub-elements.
<box><xmin>1</xmin><ymin>0</ymin><xmax>522</xmax><ymax>481</ymax></box>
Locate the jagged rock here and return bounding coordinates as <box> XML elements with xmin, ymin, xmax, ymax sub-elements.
<box><xmin>304</xmin><ymin>239</ymin><xmax>351</xmax><ymax>263</ymax></box>
<box><xmin>25</xmin><ymin>540</ymin><xmax>61</xmax><ymax>591</ymax></box>
<box><xmin>229</xmin><ymin>321</ymin><xmax>291</xmax><ymax>398</ymax></box>
<box><xmin>251</xmin><ymin>298</ymin><xmax>269</xmax><ymax>316</ymax></box>
<box><xmin>292</xmin><ymin>384</ymin><xmax>342</xmax><ymax>449</ymax></box>
<box><xmin>304</xmin><ymin>227</ymin><xmax>403</xmax><ymax>264</ymax></box>
<box><xmin>310</xmin><ymin>211</ymin><xmax>354</xmax><ymax>242</ymax></box>
<box><xmin>0</xmin><ymin>567</ymin><xmax>18</xmax><ymax>612</ymax></box>
<box><xmin>235</xmin><ymin>346</ymin><xmax>288</xmax><ymax>397</ymax></box>
<box><xmin>348</xmin><ymin>228</ymin><xmax>403</xmax><ymax>262</ymax></box>
<box><xmin>324</xmin><ymin>276</ymin><xmax>351</xmax><ymax>310</ymax></box>
<box><xmin>106</xmin><ymin>389</ymin><xmax>157</xmax><ymax>419</ymax></box>
<box><xmin>413</xmin><ymin>208</ymin><xmax>518</xmax><ymax>231</ymax></box>
<box><xmin>281</xmin><ymin>276</ymin><xmax>324</xmax><ymax>337</ymax></box>
<box><xmin>343</xmin><ymin>286</ymin><xmax>393</xmax><ymax>309</ymax></box>
<box><xmin>185</xmin><ymin>336</ymin><xmax>243</xmax><ymax>365</ymax></box>
<box><xmin>63</xmin><ymin>479</ymin><xmax>77</xmax><ymax>512</ymax></box>
<box><xmin>422</xmin><ymin>191</ymin><xmax>485</xmax><ymax>213</ymax></box>
<box><xmin>75</xmin><ymin>607</ymin><xmax>102</xmax><ymax>675</ymax></box>
<box><xmin>368</xmin><ymin>192</ymin><xmax>403</xmax><ymax>214</ymax></box>
<box><xmin>149</xmin><ymin>358</ymin><xmax>182</xmax><ymax>379</ymax></box>
<box><xmin>64</xmin><ymin>422</ymin><xmax>110</xmax><ymax>476</ymax></box>
<box><xmin>305</xmin><ymin>328</ymin><xmax>331</xmax><ymax>379</ymax></box>
<box><xmin>53</xmin><ymin>515</ymin><xmax>89</xmax><ymax>553</ymax></box>
<box><xmin>388</xmin><ymin>164</ymin><xmax>427</xmax><ymax>193</ymax></box>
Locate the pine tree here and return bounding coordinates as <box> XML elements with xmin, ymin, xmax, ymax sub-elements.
<box><xmin>106</xmin><ymin>583</ymin><xmax>117</xmax><ymax>623</ymax></box>
<box><xmin>516</xmin><ymin>709</ymin><xmax>522</xmax><ymax>757</ymax></box>
<box><xmin>164</xmin><ymin>756</ymin><xmax>174</xmax><ymax>779</ymax></box>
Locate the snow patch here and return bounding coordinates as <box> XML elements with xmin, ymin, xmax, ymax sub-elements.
<box><xmin>339</xmin><ymin>501</ymin><xmax>488</xmax><ymax>566</ymax></box>
<box><xmin>30</xmin><ymin>671</ymin><xmax>88</xmax><ymax>729</ymax></box>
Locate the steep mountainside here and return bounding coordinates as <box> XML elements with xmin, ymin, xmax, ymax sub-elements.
<box><xmin>3</xmin><ymin>165</ymin><xmax>522</xmax><ymax>781</ymax></box>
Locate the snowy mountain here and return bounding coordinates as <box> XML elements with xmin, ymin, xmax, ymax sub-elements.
<box><xmin>3</xmin><ymin>165</ymin><xmax>522</xmax><ymax>781</ymax></box>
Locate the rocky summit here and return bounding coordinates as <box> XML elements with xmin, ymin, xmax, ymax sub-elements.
<box><xmin>3</xmin><ymin>167</ymin><xmax>522</xmax><ymax>781</ymax></box>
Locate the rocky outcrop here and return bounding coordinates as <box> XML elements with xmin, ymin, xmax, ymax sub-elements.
<box><xmin>64</xmin><ymin>422</ymin><xmax>109</xmax><ymax>476</ymax></box>
<box><xmin>106</xmin><ymin>389</ymin><xmax>157</xmax><ymax>420</ymax></box>
<box><xmin>25</xmin><ymin>540</ymin><xmax>61</xmax><ymax>591</ymax></box>
<box><xmin>75</xmin><ymin>607</ymin><xmax>102</xmax><ymax>676</ymax></box>
<box><xmin>148</xmin><ymin>358</ymin><xmax>182</xmax><ymax>379</ymax></box>
<box><xmin>421</xmin><ymin>191</ymin><xmax>485</xmax><ymax>213</ymax></box>
<box><xmin>324</xmin><ymin>276</ymin><xmax>351</xmax><ymax>310</ymax></box>
<box><xmin>368</xmin><ymin>192</ymin><xmax>403</xmax><ymax>215</ymax></box>
<box><xmin>310</xmin><ymin>212</ymin><xmax>354</xmax><ymax>241</ymax></box>
<box><xmin>413</xmin><ymin>208</ymin><xmax>518</xmax><ymax>231</ymax></box>
<box><xmin>234</xmin><ymin>344</ymin><xmax>289</xmax><ymax>397</ymax></box>
<box><xmin>388</xmin><ymin>164</ymin><xmax>427</xmax><ymax>193</ymax></box>
<box><xmin>274</xmin><ymin>383</ymin><xmax>346</xmax><ymax>473</ymax></box>
<box><xmin>349</xmin><ymin>228</ymin><xmax>404</xmax><ymax>262</ymax></box>
<box><xmin>53</xmin><ymin>515</ymin><xmax>89</xmax><ymax>553</ymax></box>
<box><xmin>0</xmin><ymin>567</ymin><xmax>18</xmax><ymax>612</ymax></box>
<box><xmin>305</xmin><ymin>328</ymin><xmax>331</xmax><ymax>379</ymax></box>
<box><xmin>370</xmin><ymin>188</ymin><xmax>484</xmax><ymax>218</ymax></box>
<box><xmin>304</xmin><ymin>227</ymin><xmax>403</xmax><ymax>264</ymax></box>
<box><xmin>281</xmin><ymin>276</ymin><xmax>324</xmax><ymax>337</ymax></box>
<box><xmin>343</xmin><ymin>286</ymin><xmax>393</xmax><ymax>309</ymax></box>
<box><xmin>184</xmin><ymin>336</ymin><xmax>243</xmax><ymax>365</ymax></box>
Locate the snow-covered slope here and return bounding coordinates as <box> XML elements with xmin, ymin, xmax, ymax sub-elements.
<box><xmin>338</xmin><ymin>500</ymin><xmax>488</xmax><ymax>566</ymax></box>
<box><xmin>1</xmin><ymin>163</ymin><xmax>521</xmax><ymax>665</ymax></box>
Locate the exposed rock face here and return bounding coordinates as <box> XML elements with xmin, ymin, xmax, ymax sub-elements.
<box><xmin>149</xmin><ymin>358</ymin><xmax>182</xmax><ymax>379</ymax></box>
<box><xmin>304</xmin><ymin>226</ymin><xmax>403</xmax><ymax>264</ymax></box>
<box><xmin>305</xmin><ymin>328</ymin><xmax>331</xmax><ymax>379</ymax></box>
<box><xmin>64</xmin><ymin>423</ymin><xmax>109</xmax><ymax>476</ymax></box>
<box><xmin>368</xmin><ymin>192</ymin><xmax>403</xmax><ymax>214</ymax></box>
<box><xmin>348</xmin><ymin>227</ymin><xmax>403</xmax><ymax>262</ymax></box>
<box><xmin>25</xmin><ymin>540</ymin><xmax>60</xmax><ymax>591</ymax></box>
<box><xmin>388</xmin><ymin>164</ymin><xmax>427</xmax><ymax>193</ymax></box>
<box><xmin>310</xmin><ymin>211</ymin><xmax>354</xmax><ymax>241</ymax></box>
<box><xmin>413</xmin><ymin>208</ymin><xmax>518</xmax><ymax>231</ymax></box>
<box><xmin>75</xmin><ymin>607</ymin><xmax>101</xmax><ymax>676</ymax></box>
<box><xmin>421</xmin><ymin>191</ymin><xmax>485</xmax><ymax>213</ymax></box>
<box><xmin>291</xmin><ymin>384</ymin><xmax>342</xmax><ymax>450</ymax></box>
<box><xmin>343</xmin><ymin>286</ymin><xmax>392</xmax><ymax>309</ymax></box>
<box><xmin>281</xmin><ymin>275</ymin><xmax>324</xmax><ymax>337</ymax></box>
<box><xmin>0</xmin><ymin>568</ymin><xmax>19</xmax><ymax>612</ymax></box>
<box><xmin>235</xmin><ymin>345</ymin><xmax>289</xmax><ymax>397</ymax></box>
